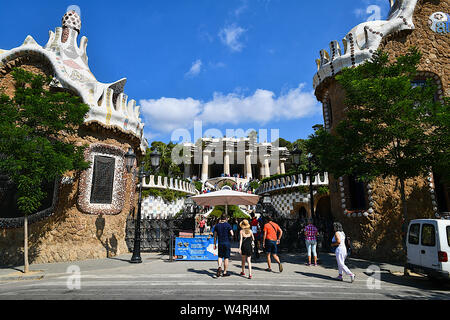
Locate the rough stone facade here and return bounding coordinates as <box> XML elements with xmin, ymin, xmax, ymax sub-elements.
<box><xmin>314</xmin><ymin>0</ymin><xmax>449</xmax><ymax>263</ymax></box>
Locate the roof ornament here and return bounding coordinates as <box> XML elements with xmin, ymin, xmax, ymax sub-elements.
<box><xmin>61</xmin><ymin>10</ymin><xmax>82</xmax><ymax>43</ymax></box>
<box><xmin>313</xmin><ymin>0</ymin><xmax>419</xmax><ymax>90</ymax></box>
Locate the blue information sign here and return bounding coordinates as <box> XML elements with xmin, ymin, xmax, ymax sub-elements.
<box><xmin>175</xmin><ymin>235</ymin><xmax>217</xmax><ymax>261</ymax></box>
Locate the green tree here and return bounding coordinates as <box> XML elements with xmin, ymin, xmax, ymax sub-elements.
<box><xmin>209</xmin><ymin>205</ymin><xmax>248</xmax><ymax>219</ymax></box>
<box><xmin>0</xmin><ymin>68</ymin><xmax>90</xmax><ymax>272</ymax></box>
<box><xmin>145</xmin><ymin>141</ymin><xmax>182</xmax><ymax>178</ymax></box>
<box><xmin>307</xmin><ymin>48</ymin><xmax>449</xmax><ymax>259</ymax></box>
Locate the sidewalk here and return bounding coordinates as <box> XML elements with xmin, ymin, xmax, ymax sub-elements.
<box><xmin>0</xmin><ymin>245</ymin><xmax>406</xmax><ymax>282</ymax></box>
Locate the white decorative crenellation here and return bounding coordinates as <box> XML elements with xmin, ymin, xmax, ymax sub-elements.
<box><xmin>256</xmin><ymin>172</ymin><xmax>329</xmax><ymax>194</ymax></box>
<box><xmin>313</xmin><ymin>0</ymin><xmax>419</xmax><ymax>90</ymax></box>
<box><xmin>0</xmin><ymin>10</ymin><xmax>148</xmax><ymax>152</ymax></box>
<box><xmin>142</xmin><ymin>175</ymin><xmax>198</xmax><ymax>195</ymax></box>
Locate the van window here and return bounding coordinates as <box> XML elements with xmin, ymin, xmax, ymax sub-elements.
<box><xmin>421</xmin><ymin>224</ymin><xmax>436</xmax><ymax>247</ymax></box>
<box><xmin>408</xmin><ymin>224</ymin><xmax>420</xmax><ymax>245</ymax></box>
<box><xmin>447</xmin><ymin>226</ymin><xmax>450</xmax><ymax>247</ymax></box>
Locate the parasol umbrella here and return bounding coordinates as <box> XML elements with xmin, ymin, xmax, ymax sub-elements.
<box><xmin>191</xmin><ymin>189</ymin><xmax>260</xmax><ymax>216</ymax></box>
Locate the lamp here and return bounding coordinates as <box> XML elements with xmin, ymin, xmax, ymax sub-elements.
<box><xmin>291</xmin><ymin>146</ymin><xmax>302</xmax><ymax>166</ymax></box>
<box><xmin>125</xmin><ymin>148</ymin><xmax>136</xmax><ymax>173</ymax></box>
<box><xmin>150</xmin><ymin>149</ymin><xmax>161</xmax><ymax>169</ymax></box>
<box><xmin>130</xmin><ymin>149</ymin><xmax>161</xmax><ymax>264</ymax></box>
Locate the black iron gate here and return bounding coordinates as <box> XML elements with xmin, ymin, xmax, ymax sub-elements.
<box><xmin>125</xmin><ymin>217</ymin><xmax>194</xmax><ymax>253</ymax></box>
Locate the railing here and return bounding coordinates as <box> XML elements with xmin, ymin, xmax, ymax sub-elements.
<box><xmin>142</xmin><ymin>175</ymin><xmax>198</xmax><ymax>195</ymax></box>
<box><xmin>256</xmin><ymin>172</ymin><xmax>329</xmax><ymax>194</ymax></box>
<box><xmin>125</xmin><ymin>217</ymin><xmax>195</xmax><ymax>253</ymax></box>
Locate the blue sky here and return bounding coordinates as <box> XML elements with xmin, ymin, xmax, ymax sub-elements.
<box><xmin>0</xmin><ymin>0</ymin><xmax>390</xmax><ymax>144</ymax></box>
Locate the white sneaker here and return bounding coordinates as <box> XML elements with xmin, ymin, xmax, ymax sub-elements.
<box><xmin>350</xmin><ymin>274</ymin><xmax>355</xmax><ymax>283</ymax></box>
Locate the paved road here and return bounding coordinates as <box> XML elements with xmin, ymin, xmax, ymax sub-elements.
<box><xmin>0</xmin><ymin>250</ymin><xmax>449</xmax><ymax>301</ymax></box>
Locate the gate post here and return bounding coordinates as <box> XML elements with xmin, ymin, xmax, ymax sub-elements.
<box><xmin>169</xmin><ymin>224</ymin><xmax>174</xmax><ymax>262</ymax></box>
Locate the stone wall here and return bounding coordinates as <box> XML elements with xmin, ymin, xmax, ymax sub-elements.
<box><xmin>314</xmin><ymin>0</ymin><xmax>448</xmax><ymax>263</ymax></box>
<box><xmin>0</xmin><ymin>61</ymin><xmax>139</xmax><ymax>266</ymax></box>
<box><xmin>0</xmin><ymin>130</ymin><xmax>138</xmax><ymax>266</ymax></box>
<box><xmin>328</xmin><ymin>174</ymin><xmax>434</xmax><ymax>263</ymax></box>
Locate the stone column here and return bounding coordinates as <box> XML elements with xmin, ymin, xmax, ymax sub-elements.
<box><xmin>184</xmin><ymin>163</ymin><xmax>191</xmax><ymax>179</ymax></box>
<box><xmin>264</xmin><ymin>157</ymin><xmax>270</xmax><ymax>178</ymax></box>
<box><xmin>280</xmin><ymin>159</ymin><xmax>286</xmax><ymax>175</ymax></box>
<box><xmin>224</xmin><ymin>150</ymin><xmax>231</xmax><ymax>177</ymax></box>
<box><xmin>245</xmin><ymin>152</ymin><xmax>253</xmax><ymax>179</ymax></box>
<box><xmin>259</xmin><ymin>164</ymin><xmax>265</xmax><ymax>179</ymax></box>
<box><xmin>201</xmin><ymin>151</ymin><xmax>210</xmax><ymax>182</ymax></box>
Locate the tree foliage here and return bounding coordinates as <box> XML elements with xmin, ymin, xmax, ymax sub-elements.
<box><xmin>209</xmin><ymin>205</ymin><xmax>248</xmax><ymax>219</ymax></box>
<box><xmin>0</xmin><ymin>68</ymin><xmax>90</xmax><ymax>215</ymax></box>
<box><xmin>307</xmin><ymin>48</ymin><xmax>449</xmax><ymax>184</ymax></box>
<box><xmin>145</xmin><ymin>141</ymin><xmax>183</xmax><ymax>178</ymax></box>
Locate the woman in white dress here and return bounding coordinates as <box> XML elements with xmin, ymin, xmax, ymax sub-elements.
<box><xmin>331</xmin><ymin>222</ymin><xmax>355</xmax><ymax>282</ymax></box>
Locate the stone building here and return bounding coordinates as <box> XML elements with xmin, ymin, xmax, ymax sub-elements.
<box><xmin>313</xmin><ymin>0</ymin><xmax>449</xmax><ymax>262</ymax></box>
<box><xmin>0</xmin><ymin>11</ymin><xmax>147</xmax><ymax>265</ymax></box>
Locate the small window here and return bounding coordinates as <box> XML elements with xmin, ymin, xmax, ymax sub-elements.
<box><xmin>90</xmin><ymin>155</ymin><xmax>116</xmax><ymax>204</ymax></box>
<box><xmin>348</xmin><ymin>175</ymin><xmax>367</xmax><ymax>210</ymax></box>
<box><xmin>447</xmin><ymin>226</ymin><xmax>450</xmax><ymax>247</ymax></box>
<box><xmin>411</xmin><ymin>80</ymin><xmax>426</xmax><ymax>88</ymax></box>
<box><xmin>421</xmin><ymin>224</ymin><xmax>436</xmax><ymax>247</ymax></box>
<box><xmin>408</xmin><ymin>223</ymin><xmax>420</xmax><ymax>245</ymax></box>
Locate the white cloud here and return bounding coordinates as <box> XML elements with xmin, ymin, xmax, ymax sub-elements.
<box><xmin>185</xmin><ymin>59</ymin><xmax>202</xmax><ymax>78</ymax></box>
<box><xmin>140</xmin><ymin>84</ymin><xmax>320</xmax><ymax>135</ymax></box>
<box><xmin>234</xmin><ymin>0</ymin><xmax>248</xmax><ymax>17</ymax></box>
<box><xmin>140</xmin><ymin>97</ymin><xmax>202</xmax><ymax>133</ymax></box>
<box><xmin>219</xmin><ymin>24</ymin><xmax>246</xmax><ymax>52</ymax></box>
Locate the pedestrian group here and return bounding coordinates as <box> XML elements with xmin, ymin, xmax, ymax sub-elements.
<box><xmin>213</xmin><ymin>213</ymin><xmax>355</xmax><ymax>282</ymax></box>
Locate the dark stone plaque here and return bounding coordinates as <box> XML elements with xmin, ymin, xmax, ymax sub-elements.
<box><xmin>90</xmin><ymin>156</ymin><xmax>116</xmax><ymax>204</ymax></box>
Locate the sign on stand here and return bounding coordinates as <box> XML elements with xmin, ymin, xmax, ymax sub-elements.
<box><xmin>175</xmin><ymin>235</ymin><xmax>218</xmax><ymax>261</ymax></box>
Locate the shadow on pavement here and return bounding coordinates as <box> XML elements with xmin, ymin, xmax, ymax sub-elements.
<box><xmin>186</xmin><ymin>268</ymin><xmax>217</xmax><ymax>278</ymax></box>
<box><xmin>295</xmin><ymin>271</ymin><xmax>339</xmax><ymax>282</ymax></box>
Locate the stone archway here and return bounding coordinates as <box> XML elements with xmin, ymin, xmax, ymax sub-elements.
<box><xmin>315</xmin><ymin>195</ymin><xmax>332</xmax><ymax>219</ymax></box>
<box><xmin>313</xmin><ymin>194</ymin><xmax>333</xmax><ymax>251</ymax></box>
<box><xmin>292</xmin><ymin>202</ymin><xmax>309</xmax><ymax>220</ymax></box>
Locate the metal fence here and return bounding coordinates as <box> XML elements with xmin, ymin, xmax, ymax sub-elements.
<box><xmin>125</xmin><ymin>217</ymin><xmax>194</xmax><ymax>253</ymax></box>
<box><xmin>125</xmin><ymin>217</ymin><xmax>334</xmax><ymax>255</ymax></box>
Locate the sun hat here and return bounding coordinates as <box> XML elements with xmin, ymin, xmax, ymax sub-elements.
<box><xmin>240</xmin><ymin>219</ymin><xmax>251</xmax><ymax>229</ymax></box>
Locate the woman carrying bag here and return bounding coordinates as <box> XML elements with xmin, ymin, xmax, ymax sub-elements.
<box><xmin>239</xmin><ymin>220</ymin><xmax>254</xmax><ymax>279</ymax></box>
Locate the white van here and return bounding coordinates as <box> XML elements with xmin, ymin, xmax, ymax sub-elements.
<box><xmin>406</xmin><ymin>218</ymin><xmax>450</xmax><ymax>281</ymax></box>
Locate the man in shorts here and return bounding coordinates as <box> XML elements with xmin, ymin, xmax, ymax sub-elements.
<box><xmin>262</xmin><ymin>215</ymin><xmax>283</xmax><ymax>272</ymax></box>
<box><xmin>214</xmin><ymin>214</ymin><xmax>234</xmax><ymax>277</ymax></box>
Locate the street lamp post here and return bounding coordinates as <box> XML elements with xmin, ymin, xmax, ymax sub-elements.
<box><xmin>184</xmin><ymin>197</ymin><xmax>195</xmax><ymax>237</ymax></box>
<box><xmin>307</xmin><ymin>153</ymin><xmax>315</xmax><ymax>218</ymax></box>
<box><xmin>291</xmin><ymin>147</ymin><xmax>315</xmax><ymax>218</ymax></box>
<box><xmin>263</xmin><ymin>193</ymin><xmax>271</xmax><ymax>218</ymax></box>
<box><xmin>125</xmin><ymin>148</ymin><xmax>161</xmax><ymax>264</ymax></box>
